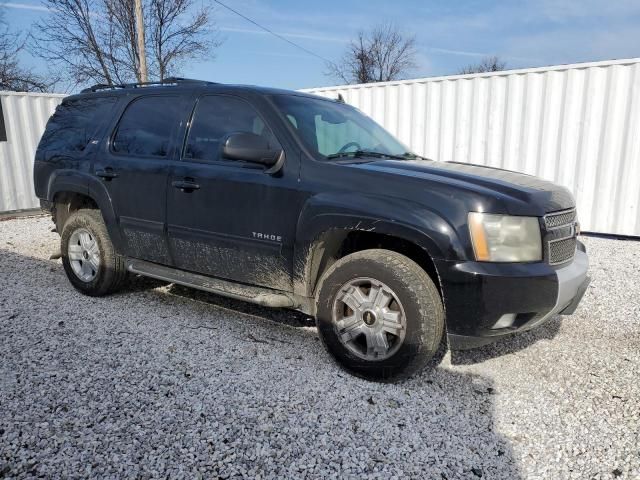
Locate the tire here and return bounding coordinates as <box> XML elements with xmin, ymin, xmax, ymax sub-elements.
<box><xmin>315</xmin><ymin>249</ymin><xmax>444</xmax><ymax>381</ymax></box>
<box><xmin>60</xmin><ymin>209</ymin><xmax>127</xmax><ymax>296</ymax></box>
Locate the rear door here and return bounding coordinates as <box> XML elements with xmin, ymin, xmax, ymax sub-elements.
<box><xmin>166</xmin><ymin>94</ymin><xmax>301</xmax><ymax>291</ymax></box>
<box><xmin>94</xmin><ymin>94</ymin><xmax>188</xmax><ymax>264</ymax></box>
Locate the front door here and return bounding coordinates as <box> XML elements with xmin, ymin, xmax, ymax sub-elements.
<box><xmin>166</xmin><ymin>94</ymin><xmax>301</xmax><ymax>291</ymax></box>
<box><xmin>94</xmin><ymin>95</ymin><xmax>186</xmax><ymax>264</ymax></box>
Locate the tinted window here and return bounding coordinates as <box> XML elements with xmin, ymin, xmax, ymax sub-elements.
<box><xmin>113</xmin><ymin>96</ymin><xmax>181</xmax><ymax>157</ymax></box>
<box><xmin>184</xmin><ymin>95</ymin><xmax>278</xmax><ymax>162</ymax></box>
<box><xmin>39</xmin><ymin>96</ymin><xmax>117</xmax><ymax>152</ymax></box>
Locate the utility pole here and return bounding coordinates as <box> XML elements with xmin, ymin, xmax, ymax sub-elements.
<box><xmin>134</xmin><ymin>0</ymin><xmax>148</xmax><ymax>82</ymax></box>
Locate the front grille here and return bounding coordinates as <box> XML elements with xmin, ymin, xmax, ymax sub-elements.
<box><xmin>548</xmin><ymin>237</ymin><xmax>577</xmax><ymax>265</ymax></box>
<box><xmin>544</xmin><ymin>209</ymin><xmax>577</xmax><ymax>229</ymax></box>
<box><xmin>544</xmin><ymin>208</ymin><xmax>578</xmax><ymax>265</ymax></box>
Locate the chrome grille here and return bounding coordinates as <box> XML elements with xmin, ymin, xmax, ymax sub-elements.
<box><xmin>544</xmin><ymin>209</ymin><xmax>577</xmax><ymax>229</ymax></box>
<box><xmin>545</xmin><ymin>208</ymin><xmax>578</xmax><ymax>265</ymax></box>
<box><xmin>548</xmin><ymin>237</ymin><xmax>577</xmax><ymax>265</ymax></box>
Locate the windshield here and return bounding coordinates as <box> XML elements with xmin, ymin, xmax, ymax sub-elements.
<box><xmin>271</xmin><ymin>94</ymin><xmax>416</xmax><ymax>160</ymax></box>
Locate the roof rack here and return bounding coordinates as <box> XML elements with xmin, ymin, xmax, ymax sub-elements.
<box><xmin>80</xmin><ymin>77</ymin><xmax>216</xmax><ymax>93</ymax></box>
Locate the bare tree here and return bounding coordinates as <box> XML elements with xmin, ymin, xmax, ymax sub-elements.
<box><xmin>104</xmin><ymin>0</ymin><xmax>143</xmax><ymax>82</ymax></box>
<box><xmin>148</xmin><ymin>0</ymin><xmax>219</xmax><ymax>80</ymax></box>
<box><xmin>329</xmin><ymin>23</ymin><xmax>416</xmax><ymax>84</ymax></box>
<box><xmin>29</xmin><ymin>0</ymin><xmax>119</xmax><ymax>86</ymax></box>
<box><xmin>30</xmin><ymin>0</ymin><xmax>222</xmax><ymax>87</ymax></box>
<box><xmin>0</xmin><ymin>9</ymin><xmax>48</xmax><ymax>91</ymax></box>
<box><xmin>458</xmin><ymin>56</ymin><xmax>506</xmax><ymax>75</ymax></box>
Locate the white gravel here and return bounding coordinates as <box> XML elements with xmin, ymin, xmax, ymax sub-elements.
<box><xmin>1</xmin><ymin>215</ymin><xmax>639</xmax><ymax>479</ymax></box>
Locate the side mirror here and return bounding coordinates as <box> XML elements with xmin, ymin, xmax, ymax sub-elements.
<box><xmin>222</xmin><ymin>132</ymin><xmax>282</xmax><ymax>167</ymax></box>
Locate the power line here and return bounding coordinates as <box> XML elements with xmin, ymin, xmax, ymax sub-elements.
<box><xmin>212</xmin><ymin>0</ymin><xmax>335</xmax><ymax>66</ymax></box>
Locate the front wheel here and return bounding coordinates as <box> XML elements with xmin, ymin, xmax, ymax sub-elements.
<box><xmin>315</xmin><ymin>249</ymin><xmax>444</xmax><ymax>381</ymax></box>
<box><xmin>60</xmin><ymin>209</ymin><xmax>127</xmax><ymax>296</ymax></box>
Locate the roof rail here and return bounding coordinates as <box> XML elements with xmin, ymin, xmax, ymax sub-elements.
<box><xmin>80</xmin><ymin>77</ymin><xmax>216</xmax><ymax>93</ymax></box>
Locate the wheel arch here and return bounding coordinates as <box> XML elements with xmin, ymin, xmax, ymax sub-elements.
<box><xmin>47</xmin><ymin>170</ymin><xmax>124</xmax><ymax>251</ymax></box>
<box><xmin>293</xmin><ymin>196</ymin><xmax>464</xmax><ymax>300</ymax></box>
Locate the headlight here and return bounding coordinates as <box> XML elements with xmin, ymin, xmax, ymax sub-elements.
<box><xmin>468</xmin><ymin>212</ymin><xmax>542</xmax><ymax>262</ymax></box>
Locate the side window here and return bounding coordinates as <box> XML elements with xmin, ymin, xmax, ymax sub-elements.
<box><xmin>112</xmin><ymin>96</ymin><xmax>181</xmax><ymax>157</ymax></box>
<box><xmin>39</xmin><ymin>96</ymin><xmax>117</xmax><ymax>153</ymax></box>
<box><xmin>184</xmin><ymin>95</ymin><xmax>279</xmax><ymax>162</ymax></box>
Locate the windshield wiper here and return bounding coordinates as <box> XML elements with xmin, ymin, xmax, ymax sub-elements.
<box><xmin>325</xmin><ymin>150</ymin><xmax>407</xmax><ymax>160</ymax></box>
<box><xmin>401</xmin><ymin>151</ymin><xmax>430</xmax><ymax>160</ymax></box>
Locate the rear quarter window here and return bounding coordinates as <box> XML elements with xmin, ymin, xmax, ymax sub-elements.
<box><xmin>39</xmin><ymin>96</ymin><xmax>118</xmax><ymax>153</ymax></box>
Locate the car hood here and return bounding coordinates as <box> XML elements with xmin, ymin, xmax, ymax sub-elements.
<box><xmin>347</xmin><ymin>159</ymin><xmax>575</xmax><ymax>214</ymax></box>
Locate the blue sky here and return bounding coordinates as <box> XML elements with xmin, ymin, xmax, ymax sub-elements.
<box><xmin>4</xmin><ymin>0</ymin><xmax>640</xmax><ymax>91</ymax></box>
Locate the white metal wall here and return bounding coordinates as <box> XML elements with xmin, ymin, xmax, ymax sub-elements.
<box><xmin>1</xmin><ymin>59</ymin><xmax>639</xmax><ymax>235</ymax></box>
<box><xmin>303</xmin><ymin>58</ymin><xmax>640</xmax><ymax>237</ymax></box>
<box><xmin>0</xmin><ymin>92</ymin><xmax>65</xmax><ymax>212</ymax></box>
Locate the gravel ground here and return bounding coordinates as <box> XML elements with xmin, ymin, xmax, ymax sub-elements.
<box><xmin>1</xmin><ymin>215</ymin><xmax>638</xmax><ymax>479</ymax></box>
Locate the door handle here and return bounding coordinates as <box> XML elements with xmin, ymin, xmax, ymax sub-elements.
<box><xmin>95</xmin><ymin>168</ymin><xmax>118</xmax><ymax>180</ymax></box>
<box><xmin>172</xmin><ymin>179</ymin><xmax>200</xmax><ymax>192</ymax></box>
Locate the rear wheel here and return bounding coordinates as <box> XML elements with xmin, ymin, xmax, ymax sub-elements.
<box><xmin>60</xmin><ymin>209</ymin><xmax>127</xmax><ymax>296</ymax></box>
<box><xmin>315</xmin><ymin>249</ymin><xmax>444</xmax><ymax>381</ymax></box>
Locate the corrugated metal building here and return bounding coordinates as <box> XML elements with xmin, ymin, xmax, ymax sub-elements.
<box><xmin>303</xmin><ymin>58</ymin><xmax>640</xmax><ymax>237</ymax></box>
<box><xmin>0</xmin><ymin>58</ymin><xmax>638</xmax><ymax>236</ymax></box>
<box><xmin>0</xmin><ymin>91</ymin><xmax>65</xmax><ymax>212</ymax></box>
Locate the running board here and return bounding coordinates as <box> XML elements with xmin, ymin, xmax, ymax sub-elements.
<box><xmin>126</xmin><ymin>259</ymin><xmax>296</xmax><ymax>309</ymax></box>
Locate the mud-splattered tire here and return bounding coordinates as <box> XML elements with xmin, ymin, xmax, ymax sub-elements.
<box><xmin>60</xmin><ymin>209</ymin><xmax>127</xmax><ymax>296</ymax></box>
<box><xmin>315</xmin><ymin>249</ymin><xmax>444</xmax><ymax>381</ymax></box>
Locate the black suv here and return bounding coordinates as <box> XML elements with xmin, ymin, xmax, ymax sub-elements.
<box><xmin>34</xmin><ymin>78</ymin><xmax>590</xmax><ymax>380</ymax></box>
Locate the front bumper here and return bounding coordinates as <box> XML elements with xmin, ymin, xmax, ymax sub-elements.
<box><xmin>436</xmin><ymin>242</ymin><xmax>590</xmax><ymax>350</ymax></box>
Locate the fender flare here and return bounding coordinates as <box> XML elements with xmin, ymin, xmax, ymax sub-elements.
<box><xmin>292</xmin><ymin>192</ymin><xmax>466</xmax><ymax>297</ymax></box>
<box><xmin>47</xmin><ymin>170</ymin><xmax>124</xmax><ymax>251</ymax></box>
